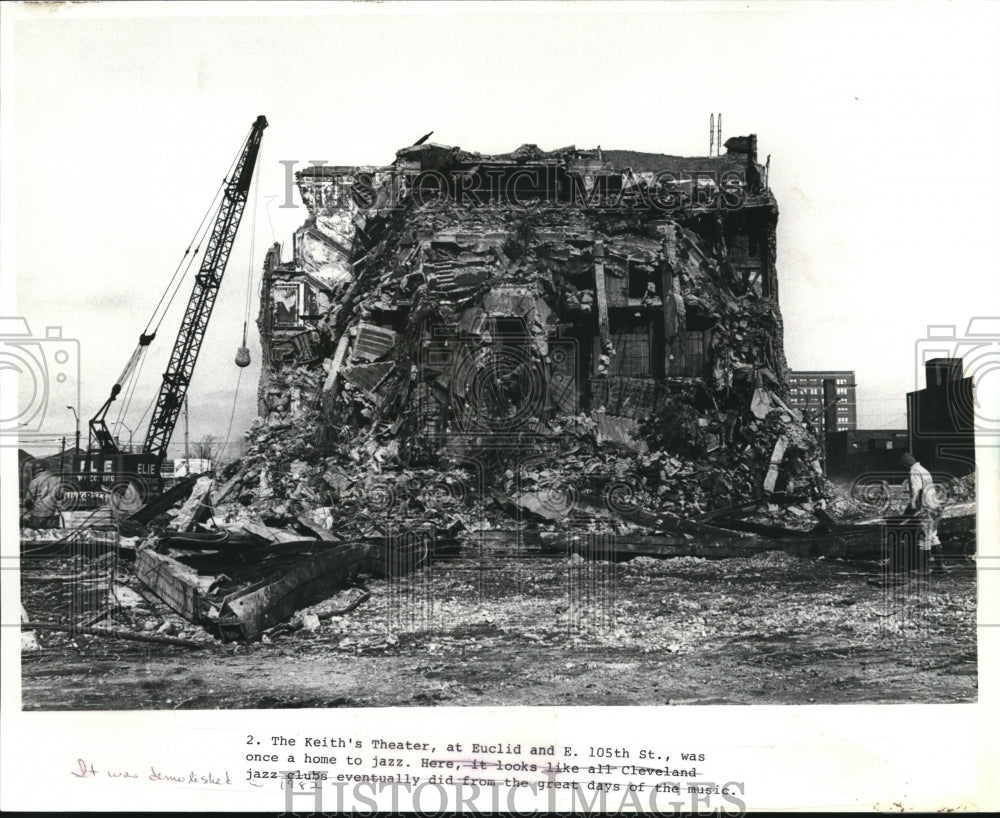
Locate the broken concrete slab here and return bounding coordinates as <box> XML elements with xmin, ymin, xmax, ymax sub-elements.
<box><xmin>750</xmin><ymin>388</ymin><xmax>773</xmax><ymax>419</ymax></box>
<box><xmin>170</xmin><ymin>475</ymin><xmax>214</xmax><ymax>532</ymax></box>
<box><xmin>594</xmin><ymin>412</ymin><xmax>648</xmax><ymax>452</ymax></box>
<box><xmin>134</xmin><ymin>546</ymin><xmax>207</xmax><ymax>623</ymax></box>
<box><xmin>296</xmin><ymin>513</ymin><xmax>341</xmax><ymax>541</ymax></box>
<box><xmin>229</xmin><ymin>520</ymin><xmax>306</xmax><ymax>544</ymax></box>
<box><xmin>763</xmin><ymin>435</ymin><xmax>789</xmax><ymax>493</ymax></box>
<box><xmin>351</xmin><ymin>322</ymin><xmax>397</xmax><ymax>362</ymax></box>
<box><xmin>215</xmin><ymin>541</ymin><xmax>386</xmax><ymax>641</ymax></box>
<box><xmin>341</xmin><ymin>361</ymin><xmax>395</xmax><ymax>400</ymax></box>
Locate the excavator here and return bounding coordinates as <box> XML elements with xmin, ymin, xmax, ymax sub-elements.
<box><xmin>67</xmin><ymin>115</ymin><xmax>267</xmax><ymax>512</ymax></box>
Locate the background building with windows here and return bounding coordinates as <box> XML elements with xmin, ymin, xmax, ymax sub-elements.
<box><xmin>786</xmin><ymin>370</ymin><xmax>857</xmax><ymax>432</ymax></box>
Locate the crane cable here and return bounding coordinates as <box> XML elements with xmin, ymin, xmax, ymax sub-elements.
<box><xmin>219</xmin><ymin>368</ymin><xmax>244</xmax><ymax>467</ymax></box>
<box><xmin>112</xmin><ymin>344</ymin><xmax>150</xmax><ymax>437</ymax></box>
<box><xmin>108</xmin><ymin>128</ymin><xmax>252</xmax><ymax>441</ymax></box>
<box><xmin>110</xmin><ymin>173</ymin><xmax>230</xmax><ymax>437</ymax></box>
<box><xmin>143</xmin><ymin>130</ymin><xmax>249</xmax><ymax>338</ymax></box>
<box><xmin>221</xmin><ymin>141</ymin><xmax>264</xmax><ymax>465</ymax></box>
<box><xmin>242</xmin><ymin>139</ymin><xmax>261</xmax><ymax>346</ymax></box>
<box><xmin>129</xmin><ymin>154</ymin><xmax>245</xmax><ymax>442</ymax></box>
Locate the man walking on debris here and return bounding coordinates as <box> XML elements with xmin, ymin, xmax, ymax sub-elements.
<box><xmin>900</xmin><ymin>452</ymin><xmax>946</xmax><ymax>573</ymax></box>
<box><xmin>22</xmin><ymin>463</ymin><xmax>62</xmax><ymax>529</ymax></box>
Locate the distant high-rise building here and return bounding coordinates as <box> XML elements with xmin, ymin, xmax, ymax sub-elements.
<box><xmin>786</xmin><ymin>370</ymin><xmax>857</xmax><ymax>432</ymax></box>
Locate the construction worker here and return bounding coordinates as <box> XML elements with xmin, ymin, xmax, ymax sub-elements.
<box><xmin>22</xmin><ymin>463</ymin><xmax>62</xmax><ymax>529</ymax></box>
<box><xmin>899</xmin><ymin>452</ymin><xmax>946</xmax><ymax>573</ymax></box>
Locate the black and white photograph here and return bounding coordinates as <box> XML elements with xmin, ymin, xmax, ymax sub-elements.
<box><xmin>2</xmin><ymin>1</ymin><xmax>997</xmax><ymax>813</ymax></box>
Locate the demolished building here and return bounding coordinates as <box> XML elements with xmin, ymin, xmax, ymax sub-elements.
<box><xmin>26</xmin><ymin>135</ymin><xmax>976</xmax><ymax>647</ymax></box>
<box><xmin>245</xmin><ymin>135</ymin><xmax>827</xmax><ymax>530</ymax></box>
<box><xmin>23</xmin><ymin>133</ymin><xmax>978</xmax><ymax>650</ymax></box>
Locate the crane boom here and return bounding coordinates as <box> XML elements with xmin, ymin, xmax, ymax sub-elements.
<box><xmin>142</xmin><ymin>114</ymin><xmax>267</xmax><ymax>458</ymax></box>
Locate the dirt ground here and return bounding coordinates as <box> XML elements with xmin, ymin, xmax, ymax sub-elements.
<box><xmin>20</xmin><ymin>543</ymin><xmax>977</xmax><ymax>710</ymax></box>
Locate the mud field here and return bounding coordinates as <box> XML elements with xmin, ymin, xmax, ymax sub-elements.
<box><xmin>20</xmin><ymin>544</ymin><xmax>977</xmax><ymax>710</ymax></box>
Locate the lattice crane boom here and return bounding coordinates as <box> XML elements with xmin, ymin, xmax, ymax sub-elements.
<box><xmin>141</xmin><ymin>115</ymin><xmax>267</xmax><ymax>458</ymax></box>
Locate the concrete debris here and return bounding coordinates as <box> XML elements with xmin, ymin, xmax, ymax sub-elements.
<box><xmin>132</xmin><ymin>535</ymin><xmax>433</xmax><ymax>642</ymax></box>
<box><xmin>169</xmin><ymin>475</ymin><xmax>214</xmax><ymax>532</ymax></box>
<box><xmin>750</xmin><ymin>387</ymin><xmax>772</xmax><ymax>419</ymax></box>
<box><xmin>762</xmin><ymin>435</ymin><xmax>789</xmax><ymax>494</ymax></box>
<box><xmin>19</xmin><ymin>544</ymin><xmax>219</xmax><ymax>650</ymax></box>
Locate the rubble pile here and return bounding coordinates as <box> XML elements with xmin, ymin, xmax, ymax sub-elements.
<box><xmin>240</xmin><ymin>136</ymin><xmax>830</xmax><ymax>532</ymax></box>
<box><xmin>215</xmin><ymin>409</ymin><xmax>473</xmax><ymax>539</ymax></box>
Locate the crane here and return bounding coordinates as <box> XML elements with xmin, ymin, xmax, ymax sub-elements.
<box><xmin>78</xmin><ymin>115</ymin><xmax>267</xmax><ymax>508</ymax></box>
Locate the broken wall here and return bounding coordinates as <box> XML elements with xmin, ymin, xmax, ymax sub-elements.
<box><xmin>246</xmin><ymin>137</ymin><xmax>825</xmax><ymax>525</ymax></box>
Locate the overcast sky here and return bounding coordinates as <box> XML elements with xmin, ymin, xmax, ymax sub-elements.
<box><xmin>4</xmin><ymin>1</ymin><xmax>999</xmax><ymax>459</ymax></box>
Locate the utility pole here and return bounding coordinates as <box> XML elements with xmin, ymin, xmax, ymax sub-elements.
<box><xmin>821</xmin><ymin>379</ymin><xmax>839</xmax><ymax>474</ymax></box>
<box><xmin>60</xmin><ymin>437</ymin><xmax>66</xmax><ymax>475</ymax></box>
<box><xmin>66</xmin><ymin>405</ymin><xmax>80</xmax><ymax>458</ymax></box>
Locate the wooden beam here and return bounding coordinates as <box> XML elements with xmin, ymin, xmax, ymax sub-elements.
<box><xmin>22</xmin><ymin>621</ymin><xmax>205</xmax><ymax>649</ymax></box>
<box><xmin>321</xmin><ymin>332</ymin><xmax>352</xmax><ymax>407</ymax></box>
<box><xmin>127</xmin><ymin>475</ymin><xmax>198</xmax><ymax>525</ymax></box>
<box><xmin>213</xmin><ymin>471</ymin><xmax>243</xmax><ymax>505</ymax></box>
<box><xmin>134</xmin><ymin>546</ymin><xmax>205</xmax><ymax>623</ymax></box>
<box><xmin>661</xmin><ymin>260</ymin><xmax>675</xmax><ymax>377</ymax></box>
<box><xmin>542</xmin><ymin>512</ymin><xmax>975</xmax><ymax>562</ymax></box>
<box><xmin>762</xmin><ymin>435</ymin><xmax>789</xmax><ymax>493</ymax></box>
<box><xmin>215</xmin><ymin>540</ymin><xmax>429</xmax><ymax>641</ymax></box>
<box><xmin>659</xmin><ymin>228</ymin><xmax>688</xmax><ymax>375</ymax></box>
<box><xmin>593</xmin><ymin>240</ymin><xmax>612</xmax><ymax>355</ymax></box>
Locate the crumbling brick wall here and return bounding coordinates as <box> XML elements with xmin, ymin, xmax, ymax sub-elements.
<box><xmin>247</xmin><ymin>137</ymin><xmax>826</xmax><ymax>522</ymax></box>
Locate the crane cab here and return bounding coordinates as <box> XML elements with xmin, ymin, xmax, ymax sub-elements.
<box><xmin>61</xmin><ymin>452</ymin><xmax>164</xmax><ymax>512</ymax></box>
